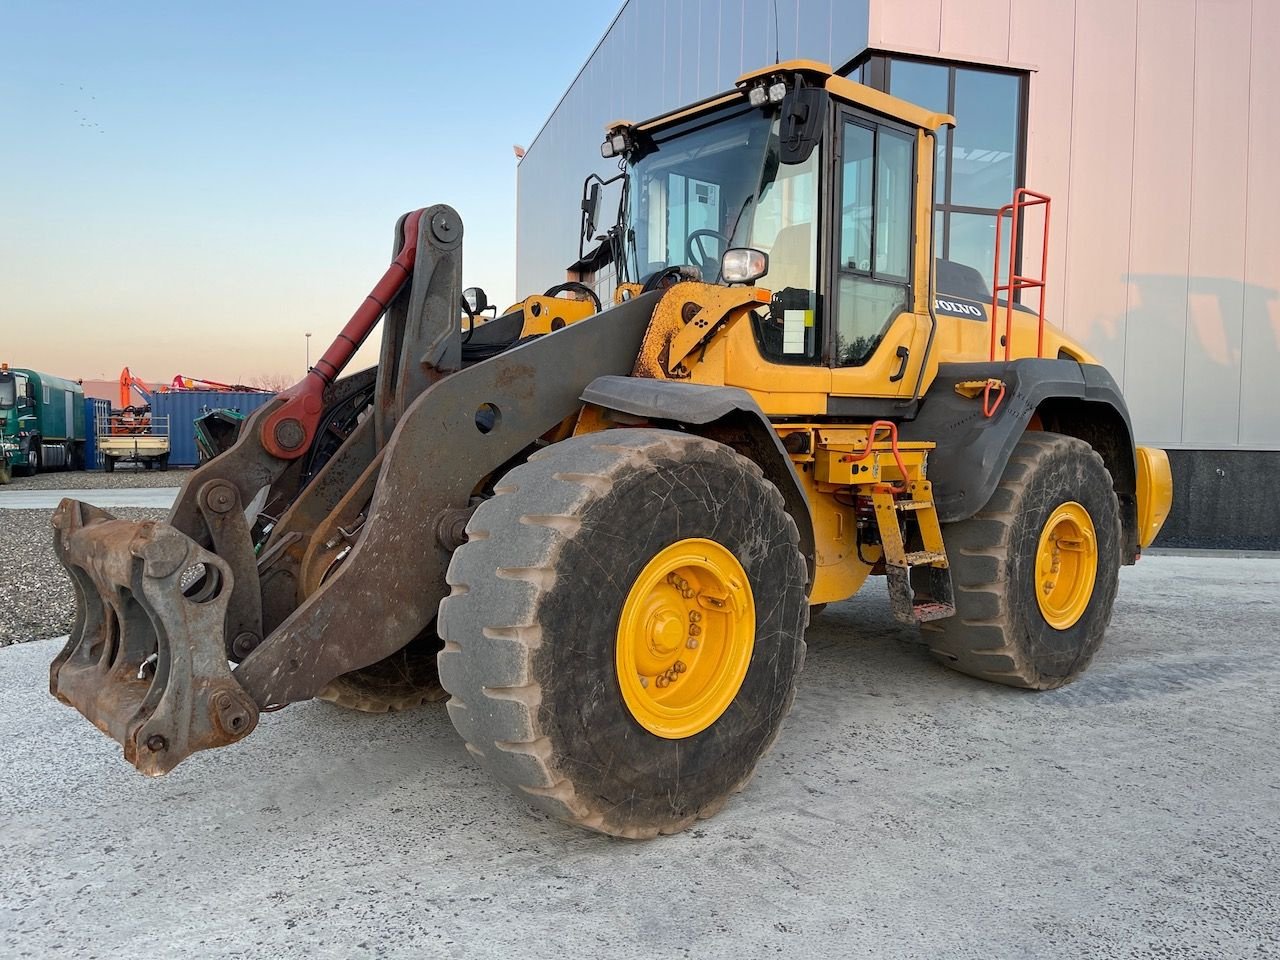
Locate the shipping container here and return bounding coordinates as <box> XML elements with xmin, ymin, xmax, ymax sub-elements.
<box><xmin>150</xmin><ymin>391</ymin><xmax>274</xmax><ymax>467</ymax></box>
<box><xmin>83</xmin><ymin>397</ymin><xmax>111</xmax><ymax>469</ymax></box>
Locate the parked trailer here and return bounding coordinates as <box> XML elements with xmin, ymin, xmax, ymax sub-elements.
<box><xmin>0</xmin><ymin>364</ymin><xmax>86</xmax><ymax>481</ymax></box>
<box><xmin>98</xmin><ymin>414</ymin><xmax>171</xmax><ymax>472</ymax></box>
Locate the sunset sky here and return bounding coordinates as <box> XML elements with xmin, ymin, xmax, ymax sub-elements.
<box><xmin>1</xmin><ymin>0</ymin><xmax>617</xmax><ymax>385</ymax></box>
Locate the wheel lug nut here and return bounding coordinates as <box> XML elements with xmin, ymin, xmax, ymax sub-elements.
<box><xmin>639</xmin><ymin>675</ymin><xmax>648</xmax><ymax>688</ymax></box>
<box><xmin>656</xmin><ymin>675</ymin><xmax>670</xmax><ymax>688</ymax></box>
<box><xmin>686</xmin><ymin>638</ymin><xmax>699</xmax><ymax>649</ymax></box>
<box><xmin>681</xmin><ymin>588</ymin><xmax>694</xmax><ymax>599</ymax></box>
<box><xmin>688</xmin><ymin>624</ymin><xmax>701</xmax><ymax>636</ymax></box>
<box><xmin>673</xmin><ymin>660</ymin><xmax>686</xmax><ymax>674</ymax></box>
<box><xmin>689</xmin><ymin>611</ymin><xmax>702</xmax><ymax>622</ymax></box>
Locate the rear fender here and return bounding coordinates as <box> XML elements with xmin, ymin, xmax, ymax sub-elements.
<box><xmin>901</xmin><ymin>359</ymin><xmax>1141</xmax><ymax>563</ymax></box>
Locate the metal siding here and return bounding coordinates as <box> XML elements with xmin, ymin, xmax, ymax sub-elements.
<box><xmin>515</xmin><ymin>0</ymin><xmax>870</xmax><ymax>295</ymax></box>
<box><xmin>151</xmin><ymin>392</ymin><xmax>274</xmax><ymax>466</ymax></box>
<box><xmin>1122</xmin><ymin>0</ymin><xmax>1196</xmax><ymax>447</ymax></box>
<box><xmin>1239</xmin><ymin>0</ymin><xmax>1280</xmax><ymax>447</ymax></box>
<box><xmin>1060</xmin><ymin>0</ymin><xmax>1137</xmax><ymax>381</ymax></box>
<box><xmin>1181</xmin><ymin>0</ymin><xmax>1251</xmax><ymax>447</ymax></box>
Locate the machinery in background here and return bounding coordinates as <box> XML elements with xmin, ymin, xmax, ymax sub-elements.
<box><xmin>0</xmin><ymin>363</ymin><xmax>86</xmax><ymax>481</ymax></box>
<box><xmin>99</xmin><ymin>367</ymin><xmax>170</xmax><ymax>472</ymax></box>
<box><xmin>193</xmin><ymin>407</ymin><xmax>250</xmax><ymax>464</ymax></box>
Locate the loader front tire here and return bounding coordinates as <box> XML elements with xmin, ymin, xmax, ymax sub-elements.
<box><xmin>919</xmin><ymin>432</ymin><xmax>1121</xmax><ymax>690</ymax></box>
<box><xmin>438</xmin><ymin>428</ymin><xmax>808</xmax><ymax>838</ymax></box>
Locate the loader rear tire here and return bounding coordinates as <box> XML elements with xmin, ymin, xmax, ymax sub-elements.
<box><xmin>918</xmin><ymin>431</ymin><xmax>1121</xmax><ymax>690</ymax></box>
<box><xmin>438</xmin><ymin>428</ymin><xmax>808</xmax><ymax>838</ymax></box>
<box><xmin>316</xmin><ymin>632</ymin><xmax>448</xmax><ymax>713</ymax></box>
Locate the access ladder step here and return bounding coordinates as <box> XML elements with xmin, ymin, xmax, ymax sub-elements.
<box><xmin>913</xmin><ymin>600</ymin><xmax>956</xmax><ymax>622</ymax></box>
<box><xmin>904</xmin><ymin>550</ymin><xmax>947</xmax><ymax>566</ymax></box>
<box><xmin>894</xmin><ymin>499</ymin><xmax>934</xmax><ymax>511</ymax></box>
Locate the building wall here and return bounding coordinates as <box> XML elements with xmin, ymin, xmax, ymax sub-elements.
<box><xmin>869</xmin><ymin>0</ymin><xmax>1280</xmax><ymax>452</ymax></box>
<box><xmin>516</xmin><ymin>0</ymin><xmax>871</xmax><ymax>299</ymax></box>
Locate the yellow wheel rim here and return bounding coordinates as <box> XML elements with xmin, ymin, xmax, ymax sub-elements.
<box><xmin>1034</xmin><ymin>501</ymin><xmax>1098</xmax><ymax>630</ymax></box>
<box><xmin>616</xmin><ymin>538</ymin><xmax>755</xmax><ymax>740</ymax></box>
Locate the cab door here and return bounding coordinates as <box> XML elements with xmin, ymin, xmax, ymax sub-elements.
<box><xmin>827</xmin><ymin>110</ymin><xmax>932</xmax><ymax>402</ymax></box>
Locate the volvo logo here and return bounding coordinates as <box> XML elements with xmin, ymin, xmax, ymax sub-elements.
<box><xmin>934</xmin><ymin>298</ymin><xmax>986</xmax><ymax>319</ymax></box>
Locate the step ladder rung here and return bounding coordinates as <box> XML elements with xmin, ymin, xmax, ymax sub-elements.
<box><xmin>894</xmin><ymin>499</ymin><xmax>933</xmax><ymax>511</ymax></box>
<box><xmin>913</xmin><ymin>601</ymin><xmax>956</xmax><ymax>622</ymax></box>
<box><xmin>904</xmin><ymin>550</ymin><xmax>947</xmax><ymax>566</ymax></box>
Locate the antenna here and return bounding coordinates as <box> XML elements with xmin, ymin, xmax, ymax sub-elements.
<box><xmin>772</xmin><ymin>0</ymin><xmax>780</xmax><ymax>64</ymax></box>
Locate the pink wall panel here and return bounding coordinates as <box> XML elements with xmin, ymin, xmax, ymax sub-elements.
<box><xmin>1181</xmin><ymin>0</ymin><xmax>1251</xmax><ymax>445</ymax></box>
<box><xmin>1010</xmin><ymin>0</ymin><xmax>1076</xmax><ymax>340</ymax></box>
<box><xmin>1059</xmin><ymin>0</ymin><xmax>1138</xmax><ymax>378</ymax></box>
<box><xmin>869</xmin><ymin>0</ymin><xmax>942</xmax><ymax>53</ymax></box>
<box><xmin>940</xmin><ymin>0</ymin><xmax>1011</xmax><ymax>62</ymax></box>
<box><xmin>1239</xmin><ymin>0</ymin><xmax>1280</xmax><ymax>446</ymax></box>
<box><xmin>1120</xmin><ymin>0</ymin><xmax>1196</xmax><ymax>445</ymax></box>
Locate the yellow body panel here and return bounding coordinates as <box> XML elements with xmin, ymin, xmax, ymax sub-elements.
<box><xmin>1135</xmin><ymin>446</ymin><xmax>1173</xmax><ymax>548</ymax></box>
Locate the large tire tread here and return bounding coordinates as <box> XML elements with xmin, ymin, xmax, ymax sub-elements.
<box><xmin>921</xmin><ymin>432</ymin><xmax>1121</xmax><ymax>690</ymax></box>
<box><xmin>439</xmin><ymin>429</ymin><xmax>806</xmax><ymax>838</ymax></box>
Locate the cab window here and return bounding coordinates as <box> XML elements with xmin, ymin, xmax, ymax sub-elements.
<box><xmin>834</xmin><ymin>118</ymin><xmax>914</xmax><ymax>366</ymax></box>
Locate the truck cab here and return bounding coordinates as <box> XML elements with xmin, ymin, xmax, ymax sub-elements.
<box><xmin>0</xmin><ymin>364</ymin><xmax>86</xmax><ymax>479</ymax></box>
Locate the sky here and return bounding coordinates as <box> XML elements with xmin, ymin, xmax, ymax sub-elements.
<box><xmin>0</xmin><ymin>0</ymin><xmax>619</xmax><ymax>384</ymax></box>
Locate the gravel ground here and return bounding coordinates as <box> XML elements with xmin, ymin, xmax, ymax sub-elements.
<box><xmin>0</xmin><ymin>506</ymin><xmax>169</xmax><ymax>644</ymax></box>
<box><xmin>1</xmin><ymin>555</ymin><xmax>1277</xmax><ymax>959</ymax></box>
<box><xmin>0</xmin><ymin>468</ymin><xmax>186</xmax><ymax>491</ymax></box>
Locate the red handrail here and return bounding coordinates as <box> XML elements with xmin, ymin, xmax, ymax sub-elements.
<box><xmin>990</xmin><ymin>188</ymin><xmax>1051</xmax><ymax>362</ymax></box>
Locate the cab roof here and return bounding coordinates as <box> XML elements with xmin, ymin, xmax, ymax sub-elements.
<box><xmin>607</xmin><ymin>59</ymin><xmax>955</xmax><ymax>138</ymax></box>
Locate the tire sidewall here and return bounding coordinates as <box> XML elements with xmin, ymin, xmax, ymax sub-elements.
<box><xmin>533</xmin><ymin>446</ymin><xmax>807</xmax><ymax>823</ymax></box>
<box><xmin>1007</xmin><ymin>445</ymin><xmax>1121</xmax><ymax>682</ymax></box>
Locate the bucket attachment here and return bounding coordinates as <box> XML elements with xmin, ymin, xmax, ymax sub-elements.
<box><xmin>50</xmin><ymin>499</ymin><xmax>258</xmax><ymax>776</ymax></box>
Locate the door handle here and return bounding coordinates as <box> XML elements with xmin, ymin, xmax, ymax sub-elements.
<box><xmin>889</xmin><ymin>346</ymin><xmax>910</xmax><ymax>383</ymax></box>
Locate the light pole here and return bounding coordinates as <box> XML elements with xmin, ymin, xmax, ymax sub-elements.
<box><xmin>305</xmin><ymin>332</ymin><xmax>312</xmax><ymax>373</ymax></box>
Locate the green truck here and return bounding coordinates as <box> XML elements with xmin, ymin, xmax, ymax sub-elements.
<box><xmin>0</xmin><ymin>365</ymin><xmax>86</xmax><ymax>483</ymax></box>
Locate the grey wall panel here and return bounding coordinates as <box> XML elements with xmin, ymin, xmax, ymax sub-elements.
<box><xmin>1239</xmin><ymin>0</ymin><xmax>1280</xmax><ymax>448</ymax></box>
<box><xmin>1181</xmin><ymin>0</ymin><xmax>1251</xmax><ymax>447</ymax></box>
<box><xmin>516</xmin><ymin>0</ymin><xmax>870</xmax><ymax>295</ymax></box>
<box><xmin>1120</xmin><ymin>0</ymin><xmax>1195</xmax><ymax>448</ymax></box>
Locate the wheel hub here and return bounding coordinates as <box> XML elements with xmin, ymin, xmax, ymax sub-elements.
<box><xmin>616</xmin><ymin>538</ymin><xmax>755</xmax><ymax>739</ymax></box>
<box><xmin>1034</xmin><ymin>501</ymin><xmax>1098</xmax><ymax>630</ymax></box>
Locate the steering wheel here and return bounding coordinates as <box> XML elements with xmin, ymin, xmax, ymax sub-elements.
<box><xmin>543</xmin><ymin>281</ymin><xmax>602</xmax><ymax>312</ymax></box>
<box><xmin>686</xmin><ymin>229</ymin><xmax>732</xmax><ymax>277</ymax></box>
<box><xmin>640</xmin><ymin>264</ymin><xmax>701</xmax><ymax>294</ymax></box>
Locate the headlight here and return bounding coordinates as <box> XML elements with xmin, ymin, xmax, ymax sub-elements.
<box><xmin>720</xmin><ymin>248</ymin><xmax>769</xmax><ymax>284</ymax></box>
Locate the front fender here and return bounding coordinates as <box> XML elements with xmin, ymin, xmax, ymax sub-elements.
<box><xmin>581</xmin><ymin>375</ymin><xmax>816</xmax><ymax>589</ymax></box>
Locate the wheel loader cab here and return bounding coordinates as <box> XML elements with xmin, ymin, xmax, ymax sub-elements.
<box><xmin>604</xmin><ymin>62</ymin><xmax>953</xmax><ymax>411</ymax></box>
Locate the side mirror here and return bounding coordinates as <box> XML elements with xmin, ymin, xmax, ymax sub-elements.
<box><xmin>462</xmin><ymin>286</ymin><xmax>488</xmax><ymax>317</ymax></box>
<box><xmin>720</xmin><ymin>248</ymin><xmax>769</xmax><ymax>285</ymax></box>
<box><xmin>581</xmin><ymin>182</ymin><xmax>601</xmax><ymax>242</ymax></box>
<box><xmin>779</xmin><ymin>86</ymin><xmax>827</xmax><ymax>165</ymax></box>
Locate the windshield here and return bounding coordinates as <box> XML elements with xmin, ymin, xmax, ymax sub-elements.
<box><xmin>0</xmin><ymin>376</ymin><xmax>14</xmax><ymax>410</ymax></box>
<box><xmin>624</xmin><ymin>107</ymin><xmax>819</xmax><ymax>304</ymax></box>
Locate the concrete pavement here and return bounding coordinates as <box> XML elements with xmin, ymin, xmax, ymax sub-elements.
<box><xmin>0</xmin><ymin>487</ymin><xmax>178</xmax><ymax>510</ymax></box>
<box><xmin>2</xmin><ymin>555</ymin><xmax>1277</xmax><ymax>959</ymax></box>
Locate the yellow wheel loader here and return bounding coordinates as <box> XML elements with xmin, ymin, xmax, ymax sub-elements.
<box><xmin>50</xmin><ymin>61</ymin><xmax>1171</xmax><ymax>838</ymax></box>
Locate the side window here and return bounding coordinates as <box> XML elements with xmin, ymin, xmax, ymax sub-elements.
<box><xmin>43</xmin><ymin>386</ymin><xmax>52</xmax><ymax>405</ymax></box>
<box><xmin>834</xmin><ymin>119</ymin><xmax>914</xmax><ymax>367</ymax></box>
